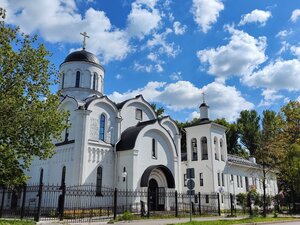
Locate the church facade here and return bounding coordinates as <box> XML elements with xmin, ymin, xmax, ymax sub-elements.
<box><xmin>26</xmin><ymin>48</ymin><xmax>278</xmax><ymax>205</ymax></box>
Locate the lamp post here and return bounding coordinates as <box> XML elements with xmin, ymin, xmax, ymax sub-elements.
<box><xmin>122</xmin><ymin>171</ymin><xmax>128</xmax><ymax>211</ymax></box>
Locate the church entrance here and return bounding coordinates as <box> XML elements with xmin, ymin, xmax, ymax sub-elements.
<box><xmin>148</xmin><ymin>178</ymin><xmax>165</xmax><ymax>211</ymax></box>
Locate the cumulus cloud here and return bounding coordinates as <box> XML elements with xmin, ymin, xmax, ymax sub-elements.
<box><xmin>191</xmin><ymin>0</ymin><xmax>224</xmax><ymax>33</ymax></box>
<box><xmin>126</xmin><ymin>0</ymin><xmax>161</xmax><ymax>39</ymax></box>
<box><xmin>239</xmin><ymin>9</ymin><xmax>271</xmax><ymax>26</ymax></box>
<box><xmin>173</xmin><ymin>21</ymin><xmax>187</xmax><ymax>35</ymax></box>
<box><xmin>290</xmin><ymin>45</ymin><xmax>300</xmax><ymax>58</ymax></box>
<box><xmin>133</xmin><ymin>62</ymin><xmax>164</xmax><ymax>73</ymax></box>
<box><xmin>146</xmin><ymin>28</ymin><xmax>181</xmax><ymax>58</ymax></box>
<box><xmin>169</xmin><ymin>72</ymin><xmax>182</xmax><ymax>81</ymax></box>
<box><xmin>197</xmin><ymin>26</ymin><xmax>267</xmax><ymax>79</ymax></box>
<box><xmin>258</xmin><ymin>89</ymin><xmax>283</xmax><ymax>107</ymax></box>
<box><xmin>243</xmin><ymin>59</ymin><xmax>300</xmax><ymax>91</ymax></box>
<box><xmin>290</xmin><ymin>9</ymin><xmax>300</xmax><ymax>22</ymax></box>
<box><xmin>109</xmin><ymin>80</ymin><xmax>253</xmax><ymax>121</ymax></box>
<box><xmin>276</xmin><ymin>29</ymin><xmax>293</xmax><ymax>38</ymax></box>
<box><xmin>2</xmin><ymin>0</ymin><xmax>130</xmax><ymax>63</ymax></box>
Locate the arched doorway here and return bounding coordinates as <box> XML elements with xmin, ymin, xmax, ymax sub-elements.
<box><xmin>148</xmin><ymin>178</ymin><xmax>165</xmax><ymax>211</ymax></box>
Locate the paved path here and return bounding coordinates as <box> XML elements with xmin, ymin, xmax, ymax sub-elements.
<box><xmin>37</xmin><ymin>216</ymin><xmax>300</xmax><ymax>225</ymax></box>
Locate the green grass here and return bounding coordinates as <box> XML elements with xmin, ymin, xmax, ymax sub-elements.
<box><xmin>0</xmin><ymin>220</ymin><xmax>35</xmax><ymax>225</ymax></box>
<box><xmin>172</xmin><ymin>217</ymin><xmax>298</xmax><ymax>225</ymax></box>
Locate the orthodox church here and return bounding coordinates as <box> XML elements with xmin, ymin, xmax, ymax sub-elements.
<box><xmin>26</xmin><ymin>42</ymin><xmax>278</xmax><ymax>203</ymax></box>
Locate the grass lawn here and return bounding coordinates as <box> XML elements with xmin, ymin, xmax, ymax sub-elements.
<box><xmin>172</xmin><ymin>217</ymin><xmax>299</xmax><ymax>225</ymax></box>
<box><xmin>0</xmin><ymin>220</ymin><xmax>35</xmax><ymax>225</ymax></box>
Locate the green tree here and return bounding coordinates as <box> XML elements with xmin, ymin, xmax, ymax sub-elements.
<box><xmin>276</xmin><ymin>101</ymin><xmax>300</xmax><ymax>212</ymax></box>
<box><xmin>150</xmin><ymin>103</ymin><xmax>165</xmax><ymax>118</ymax></box>
<box><xmin>0</xmin><ymin>9</ymin><xmax>68</xmax><ymax>186</ymax></box>
<box><xmin>237</xmin><ymin>110</ymin><xmax>261</xmax><ymax>156</ymax></box>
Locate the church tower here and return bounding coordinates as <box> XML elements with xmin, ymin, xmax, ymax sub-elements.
<box><xmin>59</xmin><ymin>33</ymin><xmax>104</xmax><ymax>100</ymax></box>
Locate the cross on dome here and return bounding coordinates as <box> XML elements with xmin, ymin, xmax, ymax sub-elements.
<box><xmin>202</xmin><ymin>92</ymin><xmax>206</xmax><ymax>103</ymax></box>
<box><xmin>80</xmin><ymin>32</ymin><xmax>90</xmax><ymax>50</ymax></box>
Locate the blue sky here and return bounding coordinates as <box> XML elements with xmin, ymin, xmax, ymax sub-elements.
<box><xmin>2</xmin><ymin>0</ymin><xmax>300</xmax><ymax>122</ymax></box>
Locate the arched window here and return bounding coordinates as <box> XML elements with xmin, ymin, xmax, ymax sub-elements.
<box><xmin>93</xmin><ymin>73</ymin><xmax>98</xmax><ymax>90</ymax></box>
<box><xmin>220</xmin><ymin>139</ymin><xmax>225</xmax><ymax>161</ymax></box>
<box><xmin>191</xmin><ymin>138</ymin><xmax>198</xmax><ymax>161</ymax></box>
<box><xmin>61</xmin><ymin>166</ymin><xmax>66</xmax><ymax>186</ymax></box>
<box><xmin>39</xmin><ymin>168</ymin><xmax>44</xmax><ymax>184</ymax></box>
<box><xmin>214</xmin><ymin>137</ymin><xmax>219</xmax><ymax>160</ymax></box>
<box><xmin>62</xmin><ymin>73</ymin><xmax>65</xmax><ymax>89</ymax></box>
<box><xmin>201</xmin><ymin>137</ymin><xmax>208</xmax><ymax>160</ymax></box>
<box><xmin>152</xmin><ymin>138</ymin><xmax>157</xmax><ymax>158</ymax></box>
<box><xmin>99</xmin><ymin>114</ymin><xmax>105</xmax><ymax>141</ymax></box>
<box><xmin>75</xmin><ymin>71</ymin><xmax>80</xmax><ymax>87</ymax></box>
<box><xmin>96</xmin><ymin>166</ymin><xmax>102</xmax><ymax>196</ymax></box>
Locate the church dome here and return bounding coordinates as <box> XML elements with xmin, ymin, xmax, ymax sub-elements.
<box><xmin>63</xmin><ymin>50</ymin><xmax>101</xmax><ymax>66</ymax></box>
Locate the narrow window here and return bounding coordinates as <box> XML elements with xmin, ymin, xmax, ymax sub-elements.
<box><xmin>61</xmin><ymin>166</ymin><xmax>66</xmax><ymax>186</ymax></box>
<box><xmin>93</xmin><ymin>73</ymin><xmax>98</xmax><ymax>90</ymax></box>
<box><xmin>237</xmin><ymin>175</ymin><xmax>240</xmax><ymax>188</ymax></box>
<box><xmin>65</xmin><ymin>115</ymin><xmax>70</xmax><ymax>141</ymax></box>
<box><xmin>217</xmin><ymin>173</ymin><xmax>220</xmax><ymax>186</ymax></box>
<box><xmin>201</xmin><ymin>137</ymin><xmax>208</xmax><ymax>160</ymax></box>
<box><xmin>136</xmin><ymin>108</ymin><xmax>142</xmax><ymax>120</ymax></box>
<box><xmin>221</xmin><ymin>173</ymin><xmax>224</xmax><ymax>186</ymax></box>
<box><xmin>199</xmin><ymin>173</ymin><xmax>204</xmax><ymax>186</ymax></box>
<box><xmin>231</xmin><ymin>174</ymin><xmax>234</xmax><ymax>181</ymax></box>
<box><xmin>62</xmin><ymin>73</ymin><xmax>65</xmax><ymax>89</ymax></box>
<box><xmin>220</xmin><ymin>139</ymin><xmax>225</xmax><ymax>161</ymax></box>
<box><xmin>184</xmin><ymin>174</ymin><xmax>187</xmax><ymax>187</ymax></box>
<box><xmin>214</xmin><ymin>137</ymin><xmax>219</xmax><ymax>160</ymax></box>
<box><xmin>152</xmin><ymin>138</ymin><xmax>157</xmax><ymax>158</ymax></box>
<box><xmin>39</xmin><ymin>169</ymin><xmax>44</xmax><ymax>184</ymax></box>
<box><xmin>191</xmin><ymin>138</ymin><xmax>198</xmax><ymax>161</ymax></box>
<box><xmin>123</xmin><ymin>167</ymin><xmax>126</xmax><ymax>182</ymax></box>
<box><xmin>240</xmin><ymin>176</ymin><xmax>243</xmax><ymax>188</ymax></box>
<box><xmin>75</xmin><ymin>71</ymin><xmax>80</xmax><ymax>87</ymax></box>
<box><xmin>99</xmin><ymin>114</ymin><xmax>105</xmax><ymax>141</ymax></box>
<box><xmin>96</xmin><ymin>166</ymin><xmax>102</xmax><ymax>196</ymax></box>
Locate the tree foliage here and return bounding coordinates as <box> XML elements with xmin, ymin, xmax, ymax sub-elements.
<box><xmin>0</xmin><ymin>10</ymin><xmax>68</xmax><ymax>186</ymax></box>
<box><xmin>237</xmin><ymin>110</ymin><xmax>261</xmax><ymax>156</ymax></box>
<box><xmin>150</xmin><ymin>103</ymin><xmax>165</xmax><ymax>118</ymax></box>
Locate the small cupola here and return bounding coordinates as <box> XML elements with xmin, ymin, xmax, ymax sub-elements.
<box><xmin>199</xmin><ymin>93</ymin><xmax>209</xmax><ymax>121</ymax></box>
<box><xmin>59</xmin><ymin>32</ymin><xmax>105</xmax><ymax>100</ymax></box>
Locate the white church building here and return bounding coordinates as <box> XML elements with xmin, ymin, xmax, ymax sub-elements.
<box><xmin>26</xmin><ymin>47</ymin><xmax>278</xmax><ymax>205</ymax></box>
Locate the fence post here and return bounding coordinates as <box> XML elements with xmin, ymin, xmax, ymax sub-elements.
<box><xmin>198</xmin><ymin>192</ymin><xmax>201</xmax><ymax>215</ymax></box>
<box><xmin>230</xmin><ymin>193</ymin><xmax>234</xmax><ymax>216</ymax></box>
<box><xmin>147</xmin><ymin>189</ymin><xmax>150</xmax><ymax>218</ymax></box>
<box><xmin>20</xmin><ymin>185</ymin><xmax>27</xmax><ymax>220</ymax></box>
<box><xmin>217</xmin><ymin>193</ymin><xmax>221</xmax><ymax>216</ymax></box>
<box><xmin>0</xmin><ymin>187</ymin><xmax>6</xmax><ymax>218</ymax></box>
<box><xmin>34</xmin><ymin>183</ymin><xmax>43</xmax><ymax>222</ymax></box>
<box><xmin>59</xmin><ymin>183</ymin><xmax>66</xmax><ymax>221</ymax></box>
<box><xmin>175</xmin><ymin>191</ymin><xmax>178</xmax><ymax>217</ymax></box>
<box><xmin>113</xmin><ymin>188</ymin><xmax>117</xmax><ymax>220</ymax></box>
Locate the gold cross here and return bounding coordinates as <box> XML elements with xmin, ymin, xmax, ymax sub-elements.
<box><xmin>80</xmin><ymin>32</ymin><xmax>90</xmax><ymax>50</ymax></box>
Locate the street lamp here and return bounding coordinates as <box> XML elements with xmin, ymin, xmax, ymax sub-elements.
<box><xmin>122</xmin><ymin>171</ymin><xmax>128</xmax><ymax>211</ymax></box>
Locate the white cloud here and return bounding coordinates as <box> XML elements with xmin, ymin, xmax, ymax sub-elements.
<box><xmin>258</xmin><ymin>89</ymin><xmax>283</xmax><ymax>107</ymax></box>
<box><xmin>290</xmin><ymin>45</ymin><xmax>300</xmax><ymax>58</ymax></box>
<box><xmin>115</xmin><ymin>74</ymin><xmax>122</xmax><ymax>80</ymax></box>
<box><xmin>243</xmin><ymin>59</ymin><xmax>300</xmax><ymax>91</ymax></box>
<box><xmin>133</xmin><ymin>62</ymin><xmax>164</xmax><ymax>73</ymax></box>
<box><xmin>277</xmin><ymin>41</ymin><xmax>290</xmax><ymax>55</ymax></box>
<box><xmin>146</xmin><ymin>29</ymin><xmax>180</xmax><ymax>58</ymax></box>
<box><xmin>173</xmin><ymin>21</ymin><xmax>187</xmax><ymax>35</ymax></box>
<box><xmin>3</xmin><ymin>0</ymin><xmax>130</xmax><ymax>63</ymax></box>
<box><xmin>109</xmin><ymin>80</ymin><xmax>253</xmax><ymax>121</ymax></box>
<box><xmin>197</xmin><ymin>26</ymin><xmax>267</xmax><ymax>79</ymax></box>
<box><xmin>276</xmin><ymin>29</ymin><xmax>293</xmax><ymax>38</ymax></box>
<box><xmin>191</xmin><ymin>0</ymin><xmax>224</xmax><ymax>33</ymax></box>
<box><xmin>126</xmin><ymin>0</ymin><xmax>161</xmax><ymax>39</ymax></box>
<box><xmin>297</xmin><ymin>96</ymin><xmax>300</xmax><ymax>102</ymax></box>
<box><xmin>239</xmin><ymin>9</ymin><xmax>271</xmax><ymax>26</ymax></box>
<box><xmin>290</xmin><ymin>9</ymin><xmax>300</xmax><ymax>22</ymax></box>
<box><xmin>169</xmin><ymin>72</ymin><xmax>182</xmax><ymax>81</ymax></box>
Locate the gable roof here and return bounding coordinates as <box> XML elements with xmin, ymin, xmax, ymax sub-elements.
<box><xmin>227</xmin><ymin>154</ymin><xmax>261</xmax><ymax>168</ymax></box>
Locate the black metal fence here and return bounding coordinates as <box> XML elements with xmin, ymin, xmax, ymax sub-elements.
<box><xmin>0</xmin><ymin>184</ymin><xmax>238</xmax><ymax>223</ymax></box>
